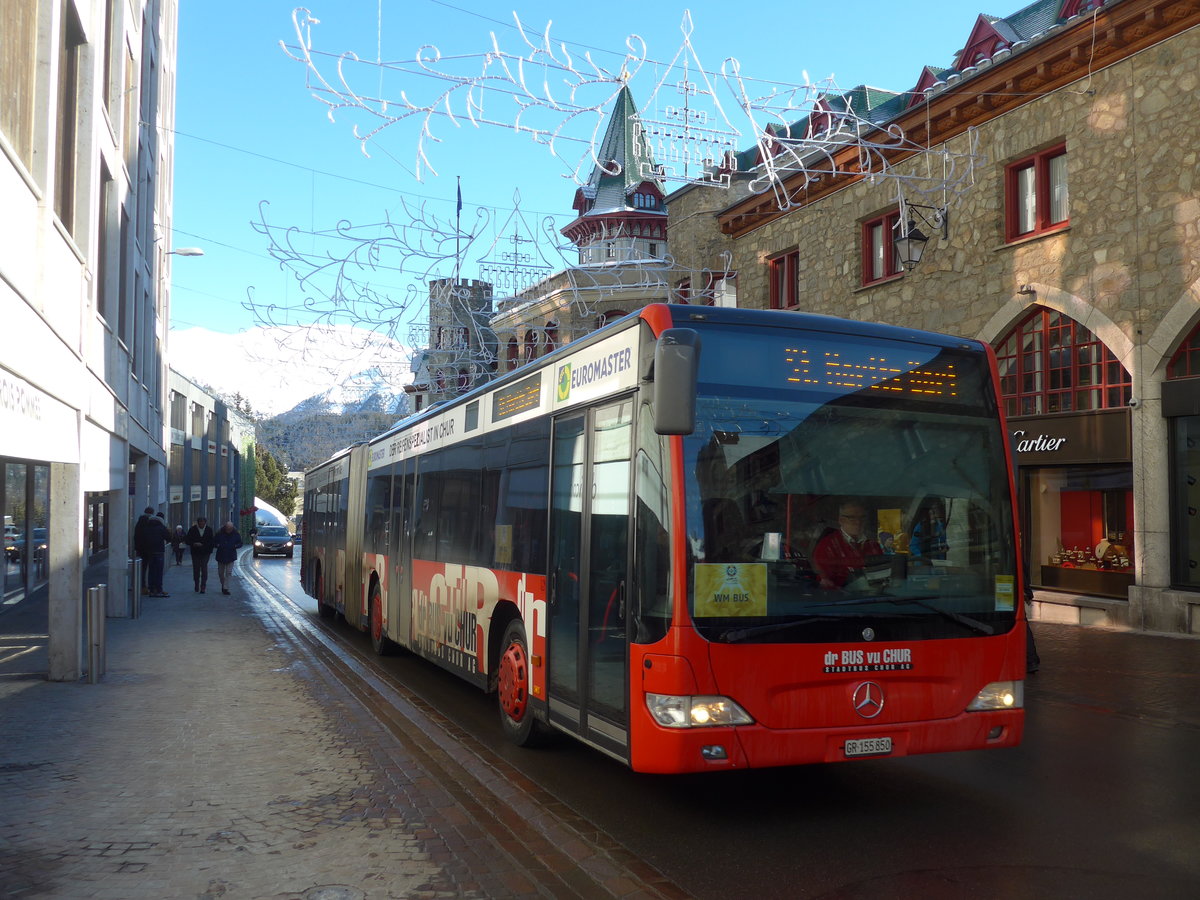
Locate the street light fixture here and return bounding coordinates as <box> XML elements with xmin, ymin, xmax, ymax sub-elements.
<box><xmin>168</xmin><ymin>247</ymin><xmax>205</xmax><ymax>257</ymax></box>
<box><xmin>892</xmin><ymin>204</ymin><xmax>947</xmax><ymax>270</ymax></box>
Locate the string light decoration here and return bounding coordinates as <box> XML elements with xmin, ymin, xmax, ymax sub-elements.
<box><xmin>282</xmin><ymin>8</ymin><xmax>982</xmax><ymax>209</ymax></box>
<box><xmin>250</xmin><ymin>7</ymin><xmax>992</xmax><ymax>405</ymax></box>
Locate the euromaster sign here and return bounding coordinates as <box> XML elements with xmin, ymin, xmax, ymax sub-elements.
<box><xmin>553</xmin><ymin>330</ymin><xmax>639</xmax><ymax>409</ymax></box>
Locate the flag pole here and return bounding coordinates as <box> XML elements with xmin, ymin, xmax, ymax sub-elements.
<box><xmin>455</xmin><ymin>176</ymin><xmax>462</xmax><ymax>283</ymax></box>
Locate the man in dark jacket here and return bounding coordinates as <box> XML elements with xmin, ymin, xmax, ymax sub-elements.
<box><xmin>186</xmin><ymin>516</ymin><xmax>215</xmax><ymax>593</ymax></box>
<box><xmin>133</xmin><ymin>508</ymin><xmax>154</xmax><ymax>593</ymax></box>
<box><xmin>133</xmin><ymin>507</ymin><xmax>170</xmax><ymax>597</ymax></box>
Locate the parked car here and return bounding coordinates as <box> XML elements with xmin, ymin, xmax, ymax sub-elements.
<box><xmin>4</xmin><ymin>525</ymin><xmax>20</xmax><ymax>562</ymax></box>
<box><xmin>253</xmin><ymin>525</ymin><xmax>294</xmax><ymax>559</ymax></box>
<box><xmin>5</xmin><ymin>527</ymin><xmax>47</xmax><ymax>563</ymax></box>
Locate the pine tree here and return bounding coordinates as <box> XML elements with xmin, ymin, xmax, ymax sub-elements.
<box><xmin>255</xmin><ymin>445</ymin><xmax>297</xmax><ymax>517</ymax></box>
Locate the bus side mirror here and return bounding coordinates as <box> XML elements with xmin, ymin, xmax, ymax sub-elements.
<box><xmin>653</xmin><ymin>328</ymin><xmax>700</xmax><ymax>435</ymax></box>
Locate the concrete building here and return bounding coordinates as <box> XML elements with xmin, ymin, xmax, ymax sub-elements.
<box><xmin>1</xmin><ymin>0</ymin><xmax>180</xmax><ymax>677</ymax></box>
<box><xmin>667</xmin><ymin>0</ymin><xmax>1200</xmax><ymax>635</ymax></box>
<box><xmin>166</xmin><ymin>371</ymin><xmax>255</xmax><ymax>537</ymax></box>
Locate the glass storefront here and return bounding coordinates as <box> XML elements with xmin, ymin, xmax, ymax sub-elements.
<box><xmin>85</xmin><ymin>491</ymin><xmax>109</xmax><ymax>560</ymax></box>
<box><xmin>1164</xmin><ymin>369</ymin><xmax>1200</xmax><ymax>591</ymax></box>
<box><xmin>1011</xmin><ymin>409</ymin><xmax>1133</xmax><ymax>600</ymax></box>
<box><xmin>1024</xmin><ymin>465</ymin><xmax>1134</xmax><ymax>598</ymax></box>
<box><xmin>1170</xmin><ymin>415</ymin><xmax>1200</xmax><ymax>588</ymax></box>
<box><xmin>3</xmin><ymin>460</ymin><xmax>51</xmax><ymax>604</ymax></box>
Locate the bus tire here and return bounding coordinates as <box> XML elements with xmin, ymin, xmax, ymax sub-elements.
<box><xmin>315</xmin><ymin>569</ymin><xmax>335</xmax><ymax>620</ymax></box>
<box><xmin>497</xmin><ymin>620</ymin><xmax>544</xmax><ymax>747</ymax></box>
<box><xmin>369</xmin><ymin>583</ymin><xmax>397</xmax><ymax>656</ymax></box>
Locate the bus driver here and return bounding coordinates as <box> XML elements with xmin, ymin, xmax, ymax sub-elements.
<box><xmin>813</xmin><ymin>500</ymin><xmax>884</xmax><ymax>590</ymax></box>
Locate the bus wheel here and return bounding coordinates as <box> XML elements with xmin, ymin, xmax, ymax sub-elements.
<box><xmin>315</xmin><ymin>570</ymin><xmax>334</xmax><ymax>620</ymax></box>
<box><xmin>497</xmin><ymin>620</ymin><xmax>543</xmax><ymax>746</ymax></box>
<box><xmin>369</xmin><ymin>584</ymin><xmax>396</xmax><ymax>656</ymax></box>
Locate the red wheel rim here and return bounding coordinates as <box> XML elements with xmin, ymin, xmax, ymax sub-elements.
<box><xmin>498</xmin><ymin>638</ymin><xmax>529</xmax><ymax>720</ymax></box>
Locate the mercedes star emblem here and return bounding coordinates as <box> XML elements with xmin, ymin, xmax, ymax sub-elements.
<box><xmin>852</xmin><ymin>681</ymin><xmax>885</xmax><ymax>719</ymax></box>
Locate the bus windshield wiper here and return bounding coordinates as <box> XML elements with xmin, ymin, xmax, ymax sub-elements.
<box><xmin>876</xmin><ymin>595</ymin><xmax>994</xmax><ymax>635</ymax></box>
<box><xmin>719</xmin><ymin>595</ymin><xmax>994</xmax><ymax>642</ymax></box>
<box><xmin>721</xmin><ymin>614</ymin><xmax>855</xmax><ymax>643</ymax></box>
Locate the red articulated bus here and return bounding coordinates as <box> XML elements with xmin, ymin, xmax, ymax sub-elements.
<box><xmin>302</xmin><ymin>304</ymin><xmax>1025</xmax><ymax>773</ymax></box>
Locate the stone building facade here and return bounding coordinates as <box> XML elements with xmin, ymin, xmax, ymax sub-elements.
<box><xmin>407</xmin><ymin>278</ymin><xmax>496</xmax><ymax>413</ymax></box>
<box><xmin>667</xmin><ymin>0</ymin><xmax>1200</xmax><ymax>635</ymax></box>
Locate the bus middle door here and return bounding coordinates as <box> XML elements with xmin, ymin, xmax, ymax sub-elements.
<box><xmin>548</xmin><ymin>399</ymin><xmax>634</xmax><ymax>760</ymax></box>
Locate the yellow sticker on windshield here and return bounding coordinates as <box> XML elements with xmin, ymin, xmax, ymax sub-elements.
<box><xmin>694</xmin><ymin>563</ymin><xmax>768</xmax><ymax>617</ymax></box>
<box><xmin>995</xmin><ymin>575</ymin><xmax>1015</xmax><ymax>611</ymax></box>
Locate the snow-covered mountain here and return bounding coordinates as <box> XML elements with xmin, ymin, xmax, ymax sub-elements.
<box><xmin>275</xmin><ymin>366</ymin><xmax>411</xmax><ymax>424</ymax></box>
<box><xmin>170</xmin><ymin>324</ymin><xmax>413</xmax><ymax>419</ymax></box>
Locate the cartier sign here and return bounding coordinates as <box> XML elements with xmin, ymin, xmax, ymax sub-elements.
<box><xmin>1012</xmin><ymin>431</ymin><xmax>1066</xmax><ymax>452</ymax></box>
<box><xmin>1009</xmin><ymin>409</ymin><xmax>1131</xmax><ymax>466</ymax></box>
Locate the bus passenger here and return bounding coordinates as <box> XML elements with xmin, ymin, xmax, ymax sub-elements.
<box><xmin>813</xmin><ymin>500</ymin><xmax>884</xmax><ymax>590</ymax></box>
<box><xmin>910</xmin><ymin>501</ymin><xmax>949</xmax><ymax>560</ymax></box>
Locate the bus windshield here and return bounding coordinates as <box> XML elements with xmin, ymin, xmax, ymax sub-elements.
<box><xmin>682</xmin><ymin>327</ymin><xmax>1018</xmax><ymax>644</ymax></box>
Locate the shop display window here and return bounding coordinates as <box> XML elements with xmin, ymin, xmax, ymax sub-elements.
<box><xmin>1170</xmin><ymin>415</ymin><xmax>1200</xmax><ymax>589</ymax></box>
<box><xmin>1025</xmin><ymin>465</ymin><xmax>1134</xmax><ymax>598</ymax></box>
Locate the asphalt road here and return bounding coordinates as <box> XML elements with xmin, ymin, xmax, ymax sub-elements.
<box><xmin>249</xmin><ymin>554</ymin><xmax>1200</xmax><ymax>899</ymax></box>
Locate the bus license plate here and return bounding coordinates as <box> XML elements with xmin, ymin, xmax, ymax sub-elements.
<box><xmin>845</xmin><ymin>737</ymin><xmax>892</xmax><ymax>757</ymax></box>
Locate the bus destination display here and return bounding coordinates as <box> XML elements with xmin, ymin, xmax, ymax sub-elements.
<box><xmin>785</xmin><ymin>346</ymin><xmax>959</xmax><ymax>400</ymax></box>
<box><xmin>492</xmin><ymin>373</ymin><xmax>542</xmax><ymax>422</ymax></box>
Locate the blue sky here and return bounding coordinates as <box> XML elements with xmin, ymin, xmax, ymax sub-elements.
<box><xmin>170</xmin><ymin>1</ymin><xmax>989</xmax><ymax>338</ymax></box>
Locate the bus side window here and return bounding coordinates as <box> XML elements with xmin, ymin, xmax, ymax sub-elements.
<box><xmin>365</xmin><ymin>469</ymin><xmax>391</xmax><ymax>551</ymax></box>
<box><xmin>488</xmin><ymin>417</ymin><xmax>551</xmax><ymax>576</ymax></box>
<box><xmin>479</xmin><ymin>470</ymin><xmax>500</xmax><ymax>566</ymax></box>
<box><xmin>437</xmin><ymin>470</ymin><xmax>480</xmax><ymax>562</ymax></box>
<box><xmin>634</xmin><ymin>426</ymin><xmax>672</xmax><ymax>643</ymax></box>
<box><xmin>413</xmin><ymin>470</ymin><xmax>439</xmax><ymax>561</ymax></box>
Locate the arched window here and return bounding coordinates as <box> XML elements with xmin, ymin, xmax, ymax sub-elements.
<box><xmin>523</xmin><ymin>330</ymin><xmax>537</xmax><ymax>361</ymax></box>
<box><xmin>1167</xmin><ymin>323</ymin><xmax>1200</xmax><ymax>379</ymax></box>
<box><xmin>544</xmin><ymin>322</ymin><xmax>558</xmax><ymax>353</ymax></box>
<box><xmin>595</xmin><ymin>310</ymin><xmax>623</xmax><ymax>329</ymax></box>
<box><xmin>506</xmin><ymin>337</ymin><xmax>519</xmax><ymax>371</ymax></box>
<box><xmin>994</xmin><ymin>306</ymin><xmax>1131</xmax><ymax>417</ymax></box>
<box><xmin>458</xmin><ymin>368</ymin><xmax>469</xmax><ymax>391</ymax></box>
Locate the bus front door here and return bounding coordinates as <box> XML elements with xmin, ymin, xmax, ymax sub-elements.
<box><xmin>548</xmin><ymin>400</ymin><xmax>634</xmax><ymax>759</ymax></box>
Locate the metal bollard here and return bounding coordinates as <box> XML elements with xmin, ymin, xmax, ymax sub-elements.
<box><xmin>130</xmin><ymin>558</ymin><xmax>142</xmax><ymax>620</ymax></box>
<box><xmin>87</xmin><ymin>585</ymin><xmax>107</xmax><ymax>683</ymax></box>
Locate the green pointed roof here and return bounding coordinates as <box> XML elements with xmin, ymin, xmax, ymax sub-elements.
<box><xmin>578</xmin><ymin>84</ymin><xmax>664</xmax><ymax>217</ymax></box>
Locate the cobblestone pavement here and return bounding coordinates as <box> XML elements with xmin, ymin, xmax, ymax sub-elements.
<box><xmin>0</xmin><ymin>557</ymin><xmax>686</xmax><ymax>900</ymax></box>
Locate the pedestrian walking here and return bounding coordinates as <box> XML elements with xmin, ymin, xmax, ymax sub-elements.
<box><xmin>214</xmin><ymin>521</ymin><xmax>243</xmax><ymax>595</ymax></box>
<box><xmin>186</xmin><ymin>516</ymin><xmax>215</xmax><ymax>593</ymax></box>
<box><xmin>171</xmin><ymin>525</ymin><xmax>186</xmax><ymax>565</ymax></box>
<box><xmin>133</xmin><ymin>507</ymin><xmax>171</xmax><ymax>597</ymax></box>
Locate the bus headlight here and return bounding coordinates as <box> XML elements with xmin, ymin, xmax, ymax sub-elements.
<box><xmin>646</xmin><ymin>693</ymin><xmax>753</xmax><ymax>728</ymax></box>
<box><xmin>967</xmin><ymin>681</ymin><xmax>1023</xmax><ymax>711</ymax></box>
